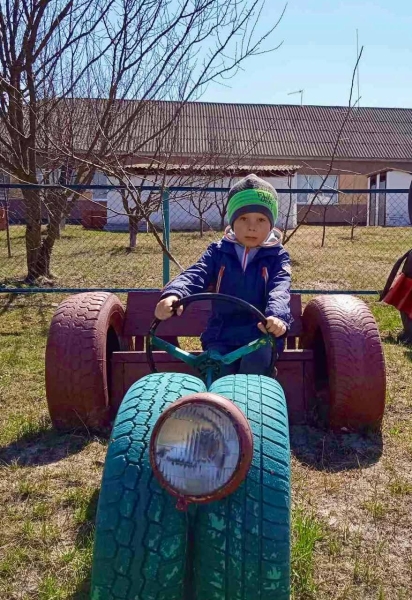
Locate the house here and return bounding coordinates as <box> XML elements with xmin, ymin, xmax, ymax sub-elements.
<box><xmin>105</xmin><ymin>164</ymin><xmax>301</xmax><ymax>232</ymax></box>
<box><xmin>109</xmin><ymin>102</ymin><xmax>412</xmax><ymax>229</ymax></box>
<box><xmin>367</xmin><ymin>169</ymin><xmax>412</xmax><ymax>227</ymax></box>
<box><xmin>4</xmin><ymin>101</ymin><xmax>412</xmax><ymax>229</ymax></box>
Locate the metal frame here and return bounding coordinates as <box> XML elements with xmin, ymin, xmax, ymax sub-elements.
<box><xmin>0</xmin><ymin>183</ymin><xmax>409</xmax><ymax>295</ymax></box>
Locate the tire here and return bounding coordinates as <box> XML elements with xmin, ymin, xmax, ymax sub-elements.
<box><xmin>45</xmin><ymin>292</ymin><xmax>132</xmax><ymax>431</ymax></box>
<box><xmin>193</xmin><ymin>375</ymin><xmax>291</xmax><ymax>600</ymax></box>
<box><xmin>300</xmin><ymin>295</ymin><xmax>386</xmax><ymax>431</ymax></box>
<box><xmin>90</xmin><ymin>373</ymin><xmax>206</xmax><ymax>600</ymax></box>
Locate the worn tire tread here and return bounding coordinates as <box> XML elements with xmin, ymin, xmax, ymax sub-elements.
<box><xmin>91</xmin><ymin>373</ymin><xmax>206</xmax><ymax>600</ymax></box>
<box><xmin>301</xmin><ymin>295</ymin><xmax>386</xmax><ymax>430</ymax></box>
<box><xmin>193</xmin><ymin>375</ymin><xmax>291</xmax><ymax>600</ymax></box>
<box><xmin>45</xmin><ymin>292</ymin><xmax>132</xmax><ymax>430</ymax></box>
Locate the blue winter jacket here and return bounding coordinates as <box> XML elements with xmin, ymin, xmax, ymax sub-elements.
<box><xmin>161</xmin><ymin>229</ymin><xmax>292</xmax><ymax>349</ymax></box>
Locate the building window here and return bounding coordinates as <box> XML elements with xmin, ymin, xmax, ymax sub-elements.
<box><xmin>92</xmin><ymin>171</ymin><xmax>109</xmax><ymax>200</ymax></box>
<box><xmin>297</xmin><ymin>174</ymin><xmax>338</xmax><ymax>204</ymax></box>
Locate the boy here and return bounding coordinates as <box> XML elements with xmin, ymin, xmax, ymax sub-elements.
<box><xmin>155</xmin><ymin>174</ymin><xmax>292</xmax><ymax>376</ymax></box>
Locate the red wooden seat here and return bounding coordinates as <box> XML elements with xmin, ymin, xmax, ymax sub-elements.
<box><xmin>111</xmin><ymin>292</ymin><xmax>314</xmax><ymax>425</ymax></box>
<box><xmin>123</xmin><ymin>291</ymin><xmax>303</xmax><ymax>347</ymax></box>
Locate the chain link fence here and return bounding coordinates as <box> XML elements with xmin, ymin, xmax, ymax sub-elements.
<box><xmin>0</xmin><ymin>184</ymin><xmax>411</xmax><ymax>293</ymax></box>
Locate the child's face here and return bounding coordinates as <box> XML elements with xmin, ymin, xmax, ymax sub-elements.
<box><xmin>233</xmin><ymin>212</ymin><xmax>272</xmax><ymax>247</ymax></box>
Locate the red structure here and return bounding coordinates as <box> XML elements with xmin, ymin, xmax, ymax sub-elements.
<box><xmin>45</xmin><ymin>291</ymin><xmax>386</xmax><ymax>433</ymax></box>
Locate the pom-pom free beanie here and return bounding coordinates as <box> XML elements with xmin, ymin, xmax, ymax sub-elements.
<box><xmin>227</xmin><ymin>174</ymin><xmax>278</xmax><ymax>228</ymax></box>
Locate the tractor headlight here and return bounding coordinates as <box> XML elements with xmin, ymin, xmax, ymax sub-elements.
<box><xmin>150</xmin><ymin>393</ymin><xmax>253</xmax><ymax>504</ymax></box>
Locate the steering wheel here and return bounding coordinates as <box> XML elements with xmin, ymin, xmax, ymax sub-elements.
<box><xmin>146</xmin><ymin>293</ymin><xmax>278</xmax><ymax>384</ymax></box>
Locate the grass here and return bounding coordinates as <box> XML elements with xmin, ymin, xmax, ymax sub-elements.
<box><xmin>1</xmin><ymin>223</ymin><xmax>411</xmax><ymax>290</ymax></box>
<box><xmin>1</xmin><ymin>227</ymin><xmax>412</xmax><ymax>598</ymax></box>
<box><xmin>291</xmin><ymin>507</ymin><xmax>324</xmax><ymax>598</ymax></box>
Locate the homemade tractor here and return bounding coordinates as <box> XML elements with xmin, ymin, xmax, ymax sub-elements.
<box><xmin>45</xmin><ymin>291</ymin><xmax>386</xmax><ymax>600</ymax></box>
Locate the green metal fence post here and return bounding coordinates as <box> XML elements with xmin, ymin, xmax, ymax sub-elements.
<box><xmin>162</xmin><ymin>189</ymin><xmax>170</xmax><ymax>286</ymax></box>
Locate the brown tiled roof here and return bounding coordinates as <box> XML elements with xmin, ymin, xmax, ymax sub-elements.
<box><xmin>122</xmin><ymin>101</ymin><xmax>412</xmax><ymax>162</ymax></box>
<box><xmin>48</xmin><ymin>99</ymin><xmax>412</xmax><ymax>162</ymax></box>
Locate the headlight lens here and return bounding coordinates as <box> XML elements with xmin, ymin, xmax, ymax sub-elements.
<box><xmin>152</xmin><ymin>402</ymin><xmax>241</xmax><ymax>496</ymax></box>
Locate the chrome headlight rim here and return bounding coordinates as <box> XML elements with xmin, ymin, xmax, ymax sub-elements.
<box><xmin>149</xmin><ymin>392</ymin><xmax>254</xmax><ymax>505</ymax></box>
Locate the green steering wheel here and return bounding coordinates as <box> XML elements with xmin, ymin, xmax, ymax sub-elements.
<box><xmin>146</xmin><ymin>293</ymin><xmax>277</xmax><ymax>386</ymax></box>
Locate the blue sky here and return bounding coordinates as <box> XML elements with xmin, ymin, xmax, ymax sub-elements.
<box><xmin>201</xmin><ymin>0</ymin><xmax>412</xmax><ymax>108</ymax></box>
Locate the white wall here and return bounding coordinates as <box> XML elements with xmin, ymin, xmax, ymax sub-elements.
<box><xmin>106</xmin><ymin>173</ymin><xmax>298</xmax><ymax>232</ymax></box>
<box><xmin>386</xmin><ymin>171</ymin><xmax>411</xmax><ymax>227</ymax></box>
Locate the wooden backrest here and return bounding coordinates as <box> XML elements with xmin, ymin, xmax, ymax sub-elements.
<box><xmin>124</xmin><ymin>291</ymin><xmax>303</xmax><ymax>338</ymax></box>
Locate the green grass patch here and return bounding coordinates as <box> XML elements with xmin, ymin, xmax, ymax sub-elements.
<box><xmin>1</xmin><ymin>224</ymin><xmax>411</xmax><ymax>290</ymax></box>
<box><xmin>291</xmin><ymin>507</ymin><xmax>323</xmax><ymax>599</ymax></box>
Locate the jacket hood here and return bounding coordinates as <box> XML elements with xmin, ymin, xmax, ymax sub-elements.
<box><xmin>223</xmin><ymin>225</ymin><xmax>282</xmax><ymax>248</ymax></box>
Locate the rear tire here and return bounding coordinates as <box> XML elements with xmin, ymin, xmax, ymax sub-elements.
<box><xmin>300</xmin><ymin>295</ymin><xmax>386</xmax><ymax>431</ymax></box>
<box><xmin>91</xmin><ymin>373</ymin><xmax>207</xmax><ymax>600</ymax></box>
<box><xmin>45</xmin><ymin>292</ymin><xmax>132</xmax><ymax>431</ymax></box>
<box><xmin>193</xmin><ymin>375</ymin><xmax>291</xmax><ymax>600</ymax></box>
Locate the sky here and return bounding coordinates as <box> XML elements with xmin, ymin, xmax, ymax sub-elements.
<box><xmin>200</xmin><ymin>0</ymin><xmax>412</xmax><ymax>108</ymax></box>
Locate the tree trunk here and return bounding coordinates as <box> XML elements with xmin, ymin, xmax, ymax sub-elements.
<box><xmin>23</xmin><ymin>189</ymin><xmax>66</xmax><ymax>281</ymax></box>
<box><xmin>321</xmin><ymin>205</ymin><xmax>328</xmax><ymax>248</ymax></box>
<box><xmin>24</xmin><ymin>189</ymin><xmax>44</xmax><ymax>281</ymax></box>
<box><xmin>129</xmin><ymin>215</ymin><xmax>139</xmax><ymax>248</ymax></box>
<box><xmin>220</xmin><ymin>212</ymin><xmax>225</xmax><ymax>231</ymax></box>
<box><xmin>350</xmin><ymin>216</ymin><xmax>358</xmax><ymax>241</ymax></box>
<box><xmin>200</xmin><ymin>216</ymin><xmax>204</xmax><ymax>237</ymax></box>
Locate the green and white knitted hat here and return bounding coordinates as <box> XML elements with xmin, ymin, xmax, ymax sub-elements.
<box><xmin>227</xmin><ymin>174</ymin><xmax>278</xmax><ymax>228</ymax></box>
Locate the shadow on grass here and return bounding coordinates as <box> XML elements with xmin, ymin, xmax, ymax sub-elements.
<box><xmin>0</xmin><ymin>291</ymin><xmax>55</xmax><ymax>335</ymax></box>
<box><xmin>0</xmin><ymin>330</ymin><xmax>25</xmax><ymax>337</ymax></box>
<box><xmin>290</xmin><ymin>425</ymin><xmax>383</xmax><ymax>472</ymax></box>
<box><xmin>70</xmin><ymin>489</ymin><xmax>100</xmax><ymax>600</ymax></box>
<box><xmin>109</xmin><ymin>245</ymin><xmax>161</xmax><ymax>257</ymax></box>
<box><xmin>109</xmin><ymin>246</ymin><xmax>138</xmax><ymax>256</ymax></box>
<box><xmin>0</xmin><ymin>429</ymin><xmax>95</xmax><ymax>467</ymax></box>
<box><xmin>70</xmin><ymin>579</ymin><xmax>91</xmax><ymax>600</ymax></box>
<box><xmin>0</xmin><ymin>292</ymin><xmax>19</xmax><ymax>314</ymax></box>
<box><xmin>382</xmin><ymin>332</ymin><xmax>412</xmax><ymax>362</ymax></box>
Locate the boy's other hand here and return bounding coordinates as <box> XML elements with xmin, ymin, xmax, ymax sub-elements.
<box><xmin>258</xmin><ymin>316</ymin><xmax>287</xmax><ymax>337</ymax></box>
<box><xmin>155</xmin><ymin>295</ymin><xmax>183</xmax><ymax>320</ymax></box>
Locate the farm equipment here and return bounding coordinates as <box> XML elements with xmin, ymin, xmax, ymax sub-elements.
<box><xmin>45</xmin><ymin>290</ymin><xmax>386</xmax><ymax>600</ymax></box>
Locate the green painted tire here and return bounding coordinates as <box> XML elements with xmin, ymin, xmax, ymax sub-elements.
<box><xmin>90</xmin><ymin>373</ymin><xmax>206</xmax><ymax>600</ymax></box>
<box><xmin>194</xmin><ymin>375</ymin><xmax>291</xmax><ymax>599</ymax></box>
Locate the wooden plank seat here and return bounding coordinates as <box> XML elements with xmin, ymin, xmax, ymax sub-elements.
<box><xmin>111</xmin><ymin>292</ymin><xmax>314</xmax><ymax>424</ymax></box>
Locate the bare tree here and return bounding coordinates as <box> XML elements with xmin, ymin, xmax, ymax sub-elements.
<box><xmin>282</xmin><ymin>47</ymin><xmax>364</xmax><ymax>246</ymax></box>
<box><xmin>339</xmin><ymin>189</ymin><xmax>365</xmax><ymax>241</ymax></box>
<box><xmin>212</xmin><ymin>173</ymin><xmax>238</xmax><ymax>231</ymax></box>
<box><xmin>189</xmin><ymin>188</ymin><xmax>215</xmax><ymax>236</ymax></box>
<box><xmin>0</xmin><ymin>0</ymin><xmax>285</xmax><ymax>282</ymax></box>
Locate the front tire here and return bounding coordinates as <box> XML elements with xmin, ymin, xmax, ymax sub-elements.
<box><xmin>193</xmin><ymin>375</ymin><xmax>291</xmax><ymax>599</ymax></box>
<box><xmin>90</xmin><ymin>373</ymin><xmax>207</xmax><ymax>600</ymax></box>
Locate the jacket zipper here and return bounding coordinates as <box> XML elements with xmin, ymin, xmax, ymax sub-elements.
<box><xmin>262</xmin><ymin>266</ymin><xmax>269</xmax><ymax>294</ymax></box>
<box><xmin>241</xmin><ymin>248</ymin><xmax>250</xmax><ymax>272</ymax></box>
